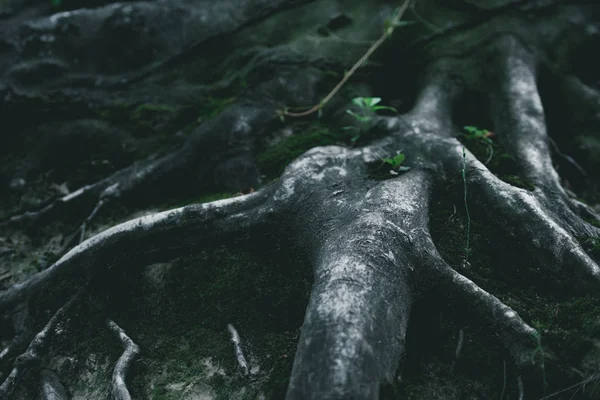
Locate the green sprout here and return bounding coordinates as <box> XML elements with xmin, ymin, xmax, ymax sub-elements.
<box><xmin>463</xmin><ymin>125</ymin><xmax>495</xmax><ymax>164</ymax></box>
<box><xmin>343</xmin><ymin>97</ymin><xmax>397</xmax><ymax>143</ymax></box>
<box><xmin>381</xmin><ymin>151</ymin><xmax>409</xmax><ymax>175</ymax></box>
<box><xmin>530</xmin><ymin>329</ymin><xmax>548</xmax><ymax>386</ymax></box>
<box><xmin>462</xmin><ymin>145</ymin><xmax>471</xmax><ymax>263</ymax></box>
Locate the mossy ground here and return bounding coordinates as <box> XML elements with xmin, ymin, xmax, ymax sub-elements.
<box><xmin>401</xmin><ymin>181</ymin><xmax>600</xmax><ymax>400</ymax></box>
<box><xmin>19</xmin><ymin>238</ymin><xmax>311</xmax><ymax>400</ymax></box>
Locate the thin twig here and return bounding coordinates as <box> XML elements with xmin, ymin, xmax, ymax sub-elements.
<box><xmin>500</xmin><ymin>360</ymin><xmax>506</xmax><ymax>400</ymax></box>
<box><xmin>409</xmin><ymin>0</ymin><xmax>442</xmax><ymax>33</ymax></box>
<box><xmin>227</xmin><ymin>324</ymin><xmax>250</xmax><ymax>377</ymax></box>
<box><xmin>79</xmin><ymin>199</ymin><xmax>105</xmax><ymax>244</ymax></box>
<box><xmin>462</xmin><ymin>146</ymin><xmax>471</xmax><ymax>263</ymax></box>
<box><xmin>455</xmin><ymin>328</ymin><xmax>464</xmax><ymax>360</ymax></box>
<box><xmin>281</xmin><ymin>0</ymin><xmax>411</xmax><ymax>118</ymax></box>
<box><xmin>548</xmin><ymin>137</ymin><xmax>587</xmax><ymax>176</ymax></box>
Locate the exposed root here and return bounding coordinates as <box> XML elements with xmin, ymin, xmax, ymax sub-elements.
<box><xmin>39</xmin><ymin>369</ymin><xmax>68</xmax><ymax>400</ymax></box>
<box><xmin>0</xmin><ymin>306</ymin><xmax>30</xmax><ymax>377</ymax></box>
<box><xmin>0</xmin><ymin>289</ymin><xmax>83</xmax><ymax>398</ymax></box>
<box><xmin>106</xmin><ymin>319</ymin><xmax>140</xmax><ymax>400</ymax></box>
<box><xmin>1</xmin><ymin>64</ymin><xmax>323</xmax><ymax>240</ymax></box>
<box><xmin>0</xmin><ymin>189</ymin><xmax>275</xmax><ymax>313</ymax></box>
<box><xmin>227</xmin><ymin>323</ymin><xmax>250</xmax><ymax>377</ymax></box>
<box><xmin>287</xmin><ymin>171</ymin><xmax>431</xmax><ymax>398</ymax></box>
<box><xmin>434</xmin><ymin>258</ymin><xmax>537</xmax><ymax>369</ymax></box>
<box><xmin>0</xmin><ymin>2</ymin><xmax>599</xmax><ymax>399</ymax></box>
<box><xmin>465</xmin><ymin>154</ymin><xmax>600</xmax><ymax>289</ymax></box>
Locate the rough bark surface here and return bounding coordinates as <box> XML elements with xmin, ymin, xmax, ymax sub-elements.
<box><xmin>1</xmin><ymin>0</ymin><xmax>600</xmax><ymax>399</ymax></box>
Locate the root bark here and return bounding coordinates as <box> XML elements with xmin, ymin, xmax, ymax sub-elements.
<box><xmin>1</xmin><ymin>0</ymin><xmax>599</xmax><ymax>399</ymax></box>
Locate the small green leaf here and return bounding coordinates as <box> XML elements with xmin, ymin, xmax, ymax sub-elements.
<box><xmin>382</xmin><ymin>153</ymin><xmax>406</xmax><ymax>168</ymax></box>
<box><xmin>464</xmin><ymin>126</ymin><xmax>478</xmax><ymax>133</ymax></box>
<box><xmin>366</xmin><ymin>97</ymin><xmax>382</xmax><ymax>107</ymax></box>
<box><xmin>346</xmin><ymin>109</ymin><xmax>371</xmax><ymax>123</ymax></box>
<box><xmin>352</xmin><ymin>97</ymin><xmax>365</xmax><ymax>108</ymax></box>
<box><xmin>393</xmin><ymin>153</ymin><xmax>406</xmax><ymax>166</ymax></box>
<box><xmin>371</xmin><ymin>105</ymin><xmax>397</xmax><ymax>113</ymax></box>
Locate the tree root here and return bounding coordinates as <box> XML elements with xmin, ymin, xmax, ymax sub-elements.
<box><xmin>1</xmin><ymin>67</ymin><xmax>323</xmax><ymax>262</ymax></box>
<box><xmin>0</xmin><ymin>188</ymin><xmax>276</xmax><ymax>313</ymax></box>
<box><xmin>0</xmin><ymin>305</ymin><xmax>30</xmax><ymax>380</ymax></box>
<box><xmin>39</xmin><ymin>369</ymin><xmax>69</xmax><ymax>400</ymax></box>
<box><xmin>1</xmin><ymin>2</ymin><xmax>599</xmax><ymax>399</ymax></box>
<box><xmin>0</xmin><ymin>288</ymin><xmax>83</xmax><ymax>398</ymax></box>
<box><xmin>227</xmin><ymin>324</ymin><xmax>251</xmax><ymax>377</ymax></box>
<box><xmin>106</xmin><ymin>319</ymin><xmax>140</xmax><ymax>400</ymax></box>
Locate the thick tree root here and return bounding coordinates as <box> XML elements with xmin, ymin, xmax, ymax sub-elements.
<box><xmin>0</xmin><ymin>188</ymin><xmax>275</xmax><ymax>312</ymax></box>
<box><xmin>0</xmin><ymin>67</ymin><xmax>323</xmax><ymax>260</ymax></box>
<box><xmin>1</xmin><ymin>1</ymin><xmax>599</xmax><ymax>399</ymax></box>
<box><xmin>106</xmin><ymin>319</ymin><xmax>140</xmax><ymax>400</ymax></box>
<box><xmin>0</xmin><ymin>289</ymin><xmax>82</xmax><ymax>398</ymax></box>
<box><xmin>39</xmin><ymin>369</ymin><xmax>69</xmax><ymax>400</ymax></box>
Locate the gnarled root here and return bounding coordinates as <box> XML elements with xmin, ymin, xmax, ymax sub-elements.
<box><xmin>106</xmin><ymin>319</ymin><xmax>140</xmax><ymax>400</ymax></box>
<box><xmin>1</xmin><ymin>2</ymin><xmax>599</xmax><ymax>399</ymax></box>
<box><xmin>39</xmin><ymin>369</ymin><xmax>69</xmax><ymax>400</ymax></box>
<box><xmin>0</xmin><ymin>289</ymin><xmax>83</xmax><ymax>398</ymax></box>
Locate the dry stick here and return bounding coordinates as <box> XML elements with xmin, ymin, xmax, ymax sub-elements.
<box><xmin>78</xmin><ymin>200</ymin><xmax>105</xmax><ymax>244</ymax></box>
<box><xmin>280</xmin><ymin>0</ymin><xmax>411</xmax><ymax>118</ymax></box>
<box><xmin>450</xmin><ymin>328</ymin><xmax>464</xmax><ymax>373</ymax></box>
<box><xmin>106</xmin><ymin>319</ymin><xmax>140</xmax><ymax>400</ymax></box>
<box><xmin>227</xmin><ymin>324</ymin><xmax>250</xmax><ymax>377</ymax></box>
<box><xmin>0</xmin><ymin>289</ymin><xmax>83</xmax><ymax>398</ymax></box>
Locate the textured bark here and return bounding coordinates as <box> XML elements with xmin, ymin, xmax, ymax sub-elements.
<box><xmin>1</xmin><ymin>0</ymin><xmax>600</xmax><ymax>399</ymax></box>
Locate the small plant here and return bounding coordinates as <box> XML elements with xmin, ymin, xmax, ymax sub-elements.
<box><xmin>462</xmin><ymin>146</ymin><xmax>471</xmax><ymax>264</ymax></box>
<box><xmin>530</xmin><ymin>328</ymin><xmax>549</xmax><ymax>386</ymax></box>
<box><xmin>381</xmin><ymin>151</ymin><xmax>409</xmax><ymax>175</ymax></box>
<box><xmin>343</xmin><ymin>97</ymin><xmax>397</xmax><ymax>143</ymax></box>
<box><xmin>347</xmin><ymin>97</ymin><xmax>397</xmax><ymax>121</ymax></box>
<box><xmin>462</xmin><ymin>125</ymin><xmax>495</xmax><ymax>164</ymax></box>
<box><xmin>278</xmin><ymin>0</ymin><xmax>411</xmax><ymax>118</ymax></box>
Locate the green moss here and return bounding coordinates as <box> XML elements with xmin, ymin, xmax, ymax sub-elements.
<box><xmin>459</xmin><ymin>133</ymin><xmax>536</xmax><ymax>191</ymax></box>
<box><xmin>106</xmin><ymin>246</ymin><xmax>312</xmax><ymax>399</ymax></box>
<box><xmin>197</xmin><ymin>96</ymin><xmax>236</xmax><ymax>121</ymax></box>
<box><xmin>257</xmin><ymin>125</ymin><xmax>347</xmax><ymax>180</ymax></box>
<box><xmin>497</xmin><ymin>174</ymin><xmax>536</xmax><ymax>191</ymax></box>
<box><xmin>422</xmin><ymin>182</ymin><xmax>600</xmax><ymax>399</ymax></box>
<box><xmin>93</xmin><ymin>97</ymin><xmax>234</xmax><ymax>139</ymax></box>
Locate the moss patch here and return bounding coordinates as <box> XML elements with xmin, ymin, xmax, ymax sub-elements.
<box><xmin>101</xmin><ymin>245</ymin><xmax>311</xmax><ymax>399</ymax></box>
<box><xmin>257</xmin><ymin>124</ymin><xmax>348</xmax><ymax>180</ymax></box>
<box><xmin>415</xmin><ymin>183</ymin><xmax>600</xmax><ymax>399</ymax></box>
<box><xmin>458</xmin><ymin>128</ymin><xmax>536</xmax><ymax>191</ymax></box>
